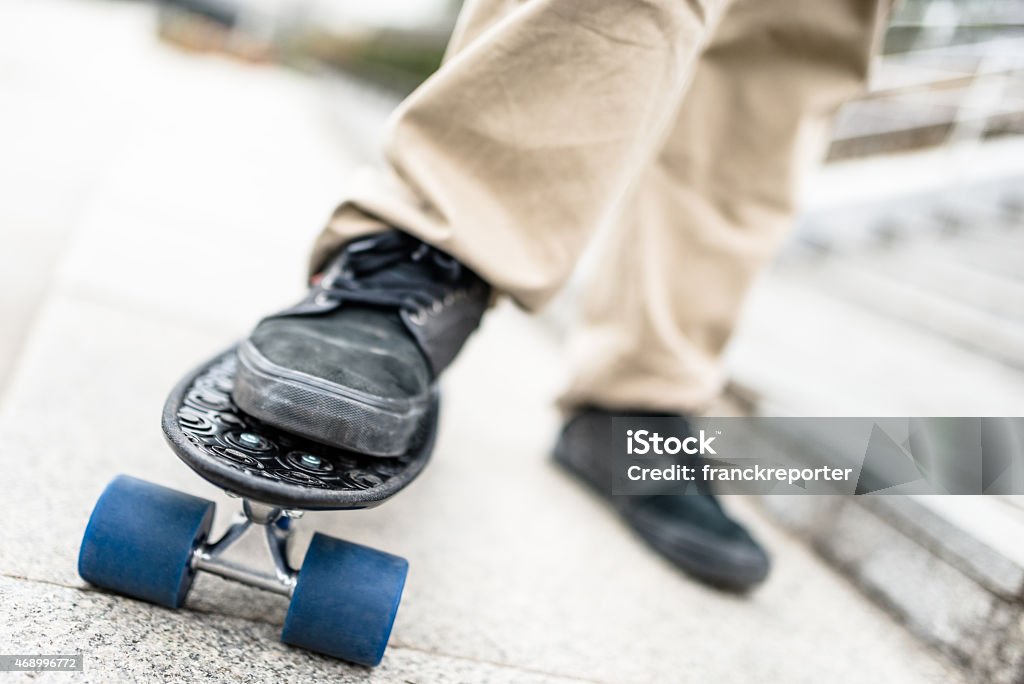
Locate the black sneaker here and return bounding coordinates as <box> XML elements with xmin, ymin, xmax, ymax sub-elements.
<box><xmin>553</xmin><ymin>408</ymin><xmax>771</xmax><ymax>591</ymax></box>
<box><xmin>233</xmin><ymin>230</ymin><xmax>489</xmax><ymax>455</ymax></box>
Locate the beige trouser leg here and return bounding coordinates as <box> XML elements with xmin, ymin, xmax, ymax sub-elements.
<box><xmin>311</xmin><ymin>0</ymin><xmax>729</xmax><ymax>308</ymax></box>
<box><xmin>311</xmin><ymin>0</ymin><xmax>884</xmax><ymax>412</ymax></box>
<box><xmin>559</xmin><ymin>0</ymin><xmax>887</xmax><ymax>414</ymax></box>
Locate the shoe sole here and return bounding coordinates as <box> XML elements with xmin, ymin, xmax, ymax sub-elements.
<box><xmin>552</xmin><ymin>441</ymin><xmax>768</xmax><ymax>592</ymax></box>
<box><xmin>233</xmin><ymin>341</ymin><xmax>430</xmax><ymax>456</ymax></box>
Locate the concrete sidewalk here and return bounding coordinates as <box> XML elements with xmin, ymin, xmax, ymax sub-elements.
<box><xmin>0</xmin><ymin>2</ymin><xmax>963</xmax><ymax>682</ymax></box>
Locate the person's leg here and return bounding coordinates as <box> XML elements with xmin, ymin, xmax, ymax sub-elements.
<box><xmin>555</xmin><ymin>0</ymin><xmax>887</xmax><ymax>591</ymax></box>
<box><xmin>311</xmin><ymin>0</ymin><xmax>729</xmax><ymax>310</ymax></box>
<box><xmin>560</xmin><ymin>0</ymin><xmax>888</xmax><ymax>414</ymax></box>
<box><xmin>238</xmin><ymin>0</ymin><xmax>729</xmax><ymax>454</ymax></box>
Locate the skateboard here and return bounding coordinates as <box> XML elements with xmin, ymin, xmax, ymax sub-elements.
<box><xmin>78</xmin><ymin>347</ymin><xmax>438</xmax><ymax>666</ymax></box>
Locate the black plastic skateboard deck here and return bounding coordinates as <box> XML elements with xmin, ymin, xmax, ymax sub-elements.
<box><xmin>161</xmin><ymin>347</ymin><xmax>438</xmax><ymax>510</ymax></box>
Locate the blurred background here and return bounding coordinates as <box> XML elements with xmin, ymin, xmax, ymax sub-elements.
<box><xmin>1</xmin><ymin>0</ymin><xmax>1023</xmax><ymax>682</ymax></box>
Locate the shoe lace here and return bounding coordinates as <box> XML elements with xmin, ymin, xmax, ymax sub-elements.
<box><xmin>317</xmin><ymin>231</ymin><xmax>470</xmax><ymax>317</ymax></box>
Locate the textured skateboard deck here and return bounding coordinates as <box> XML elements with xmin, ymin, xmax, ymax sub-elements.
<box><xmin>162</xmin><ymin>348</ymin><xmax>437</xmax><ymax>510</ymax></box>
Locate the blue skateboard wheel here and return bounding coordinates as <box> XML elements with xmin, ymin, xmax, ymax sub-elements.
<box><xmin>282</xmin><ymin>533</ymin><xmax>408</xmax><ymax>666</ymax></box>
<box><xmin>78</xmin><ymin>475</ymin><xmax>215</xmax><ymax>608</ymax></box>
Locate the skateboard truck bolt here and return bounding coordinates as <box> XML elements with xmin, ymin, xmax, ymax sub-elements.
<box><xmin>239</xmin><ymin>432</ymin><xmax>261</xmax><ymax>446</ymax></box>
<box><xmin>289</xmin><ymin>452</ymin><xmax>333</xmax><ymax>473</ymax></box>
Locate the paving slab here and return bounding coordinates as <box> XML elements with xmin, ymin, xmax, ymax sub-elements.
<box><xmin>0</xmin><ymin>576</ymin><xmax>584</xmax><ymax>684</ymax></box>
<box><xmin>0</xmin><ymin>291</ymin><xmax>963</xmax><ymax>684</ymax></box>
<box><xmin>728</xmin><ymin>276</ymin><xmax>1024</xmax><ymax>415</ymax></box>
<box><xmin>0</xmin><ymin>219</ymin><xmax>69</xmax><ymax>392</ymax></box>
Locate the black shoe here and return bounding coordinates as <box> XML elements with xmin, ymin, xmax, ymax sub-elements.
<box><xmin>553</xmin><ymin>407</ymin><xmax>771</xmax><ymax>591</ymax></box>
<box><xmin>233</xmin><ymin>230</ymin><xmax>489</xmax><ymax>455</ymax></box>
